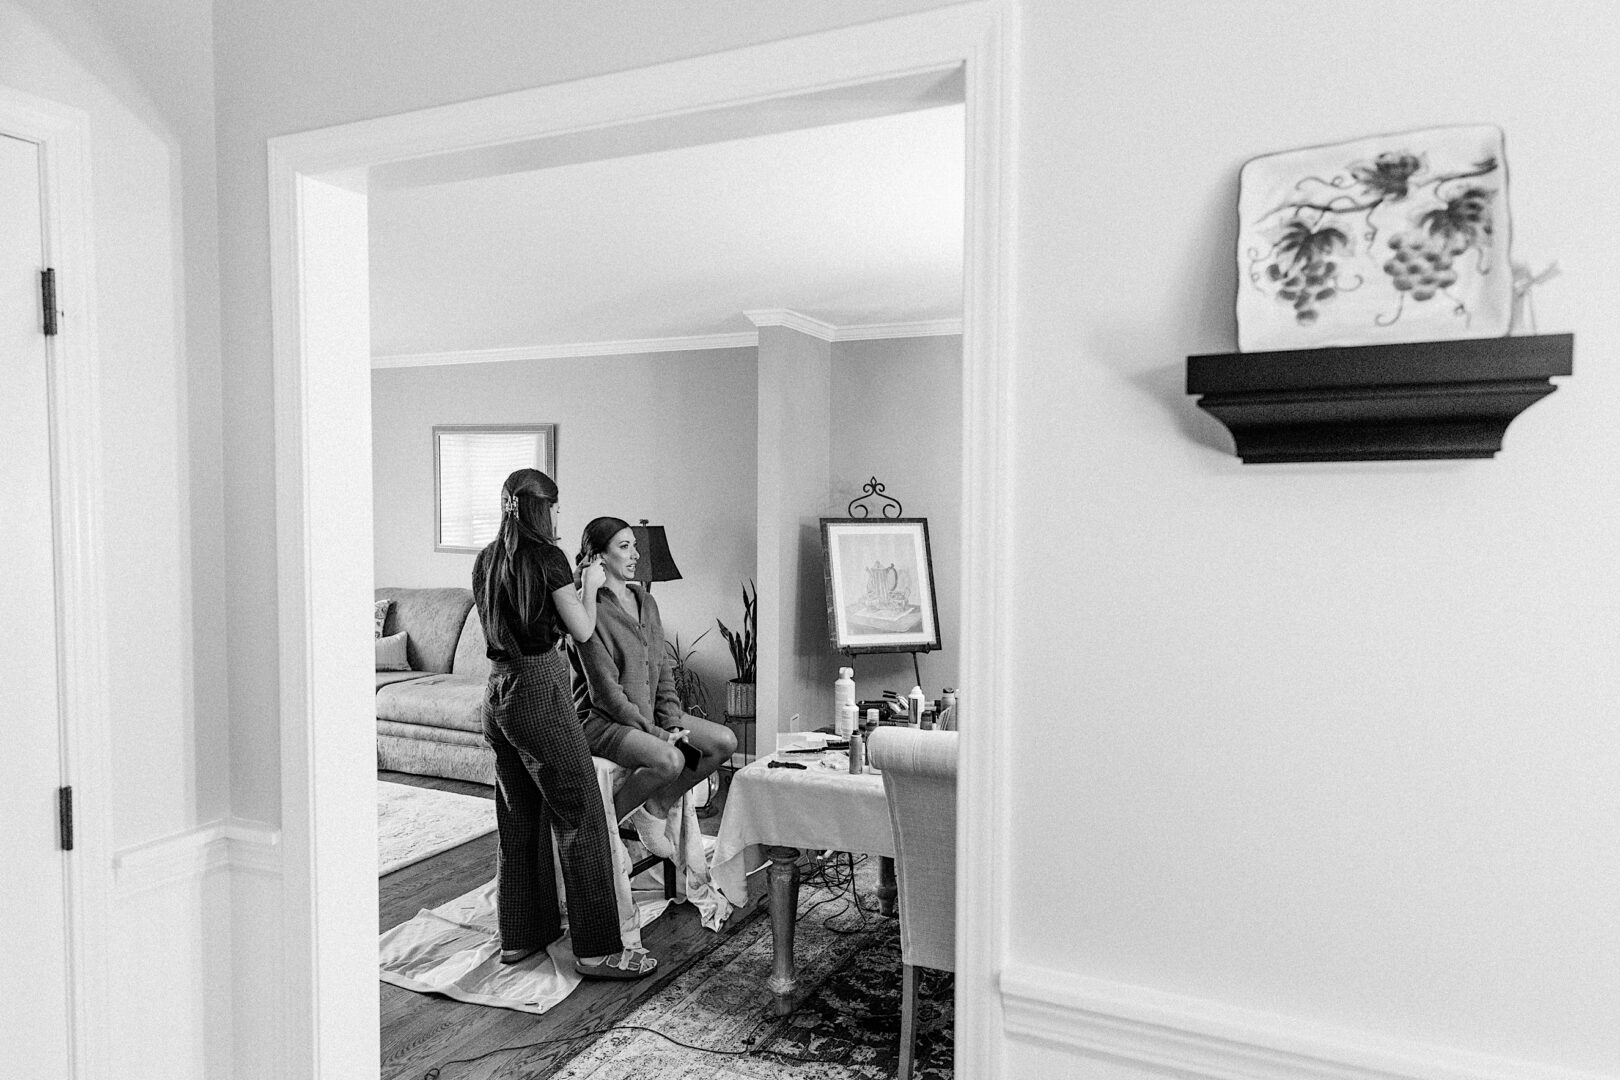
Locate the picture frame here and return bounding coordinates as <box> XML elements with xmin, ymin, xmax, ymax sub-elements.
<box><xmin>433</xmin><ymin>423</ymin><xmax>557</xmax><ymax>553</ymax></box>
<box><xmin>820</xmin><ymin>517</ymin><xmax>941</xmax><ymax>653</ymax></box>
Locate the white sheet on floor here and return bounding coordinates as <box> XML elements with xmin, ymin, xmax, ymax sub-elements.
<box><xmin>379</xmin><ymin>760</ymin><xmax>729</xmax><ymax>1013</ymax></box>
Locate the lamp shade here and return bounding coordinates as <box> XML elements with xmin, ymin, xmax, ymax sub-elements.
<box><xmin>630</xmin><ymin>520</ymin><xmax>681</xmax><ymax>585</ymax></box>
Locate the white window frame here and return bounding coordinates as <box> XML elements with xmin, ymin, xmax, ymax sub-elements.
<box><xmin>432</xmin><ymin>423</ymin><xmax>557</xmax><ymax>553</ymax></box>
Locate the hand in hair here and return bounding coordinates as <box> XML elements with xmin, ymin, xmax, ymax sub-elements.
<box><xmin>579</xmin><ymin>557</ymin><xmax>607</xmax><ymax>595</ymax></box>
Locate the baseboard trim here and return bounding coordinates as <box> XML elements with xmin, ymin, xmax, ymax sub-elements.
<box><xmin>1000</xmin><ymin>964</ymin><xmax>1610</xmax><ymax>1080</ymax></box>
<box><xmin>114</xmin><ymin>818</ymin><xmax>282</xmax><ymax>896</ymax></box>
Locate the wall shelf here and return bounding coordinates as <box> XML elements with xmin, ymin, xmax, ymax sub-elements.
<box><xmin>1185</xmin><ymin>333</ymin><xmax>1573</xmax><ymax>463</ymax></box>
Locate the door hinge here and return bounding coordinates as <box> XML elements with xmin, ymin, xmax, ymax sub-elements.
<box><xmin>41</xmin><ymin>268</ymin><xmax>58</xmax><ymax>336</ymax></box>
<box><xmin>59</xmin><ymin>786</ymin><xmax>74</xmax><ymax>851</ymax></box>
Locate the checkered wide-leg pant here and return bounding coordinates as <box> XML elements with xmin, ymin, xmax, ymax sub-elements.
<box><xmin>483</xmin><ymin>649</ymin><xmax>623</xmax><ymax>958</ymax></box>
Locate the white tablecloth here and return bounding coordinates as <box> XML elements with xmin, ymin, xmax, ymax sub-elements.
<box><xmin>708</xmin><ymin>747</ymin><xmax>894</xmax><ymax>906</ymax></box>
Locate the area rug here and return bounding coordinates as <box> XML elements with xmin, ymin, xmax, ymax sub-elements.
<box><xmin>377</xmin><ymin>780</ymin><xmax>496</xmax><ymax>876</ymax></box>
<box><xmin>550</xmin><ymin>862</ymin><xmax>954</xmax><ymax>1079</ymax></box>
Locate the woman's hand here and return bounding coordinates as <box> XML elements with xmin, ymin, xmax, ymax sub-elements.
<box><xmin>579</xmin><ymin>557</ymin><xmax>606</xmax><ymax>594</ymax></box>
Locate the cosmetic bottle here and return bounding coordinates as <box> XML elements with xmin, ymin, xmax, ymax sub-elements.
<box><xmin>848</xmin><ymin>730</ymin><xmax>865</xmax><ymax>774</ymax></box>
<box><xmin>907</xmin><ymin>685</ymin><xmax>925</xmax><ymax>727</ymax></box>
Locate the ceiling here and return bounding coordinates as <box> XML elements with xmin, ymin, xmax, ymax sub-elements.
<box><xmin>367</xmin><ymin>102</ymin><xmax>965</xmax><ymax>363</ymax></box>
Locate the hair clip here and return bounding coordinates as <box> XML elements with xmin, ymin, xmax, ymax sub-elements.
<box><xmin>501</xmin><ymin>492</ymin><xmax>520</xmax><ymax>516</ymax></box>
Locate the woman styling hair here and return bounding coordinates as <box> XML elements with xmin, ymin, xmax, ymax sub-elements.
<box><xmin>571</xmin><ymin>516</ymin><xmax>737</xmax><ymax>859</ymax></box>
<box><xmin>472</xmin><ymin>471</ymin><xmax>656</xmax><ymax>980</ymax></box>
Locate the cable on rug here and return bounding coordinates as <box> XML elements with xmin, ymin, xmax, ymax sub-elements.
<box><xmin>419</xmin><ymin>1020</ymin><xmax>872</xmax><ymax>1078</ymax></box>
<box><xmin>422</xmin><ymin>850</ymin><xmax>903</xmax><ymax>1077</ymax></box>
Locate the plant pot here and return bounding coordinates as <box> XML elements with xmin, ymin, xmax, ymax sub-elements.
<box><xmin>726</xmin><ymin>680</ymin><xmax>756</xmax><ymax>719</ymax></box>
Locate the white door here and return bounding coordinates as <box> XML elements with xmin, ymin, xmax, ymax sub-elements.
<box><xmin>0</xmin><ymin>130</ymin><xmax>75</xmax><ymax>1077</ymax></box>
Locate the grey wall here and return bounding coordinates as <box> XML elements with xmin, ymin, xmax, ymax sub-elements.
<box><xmin>831</xmin><ymin>335</ymin><xmax>962</xmax><ymax>702</ymax></box>
<box><xmin>371</xmin><ymin>348</ymin><xmax>759</xmax><ymax>708</ymax></box>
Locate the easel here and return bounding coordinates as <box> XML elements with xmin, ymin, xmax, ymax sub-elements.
<box><xmin>841</xmin><ymin>647</ymin><xmax>925</xmax><ymax>692</ymax></box>
<box><xmin>832</xmin><ymin>476</ymin><xmax>938</xmax><ymax>705</ymax></box>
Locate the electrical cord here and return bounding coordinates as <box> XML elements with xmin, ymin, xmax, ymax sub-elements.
<box><xmin>423</xmin><ymin>851</ymin><xmax>899</xmax><ymax>1077</ymax></box>
<box><xmin>420</xmin><ymin>1016</ymin><xmax>878</xmax><ymax>1078</ymax></box>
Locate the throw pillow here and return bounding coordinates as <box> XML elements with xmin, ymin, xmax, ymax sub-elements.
<box><xmin>374</xmin><ymin>598</ymin><xmax>391</xmax><ymax>638</ymax></box>
<box><xmin>376</xmin><ymin>630</ymin><xmax>411</xmax><ymax>671</ymax></box>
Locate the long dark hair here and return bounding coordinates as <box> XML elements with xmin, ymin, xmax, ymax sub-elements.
<box><xmin>577</xmin><ymin>516</ymin><xmax>632</xmax><ymax>571</ymax></box>
<box><xmin>479</xmin><ymin>468</ymin><xmax>560</xmax><ymax>634</ymax></box>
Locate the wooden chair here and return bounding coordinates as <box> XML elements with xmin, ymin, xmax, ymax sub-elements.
<box><xmin>618</xmin><ymin>826</ymin><xmax>677</xmax><ymax>901</ymax></box>
<box><xmin>867</xmin><ymin>727</ymin><xmax>957</xmax><ymax>1080</ymax></box>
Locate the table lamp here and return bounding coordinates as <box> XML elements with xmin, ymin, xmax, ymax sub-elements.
<box><xmin>630</xmin><ymin>519</ymin><xmax>681</xmax><ymax>592</ymax></box>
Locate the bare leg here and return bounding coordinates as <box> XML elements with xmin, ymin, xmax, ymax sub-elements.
<box><xmin>765</xmin><ymin>845</ymin><xmax>801</xmax><ymax>1015</ymax></box>
<box><xmin>647</xmin><ymin>715</ymin><xmax>735</xmax><ymax>814</ymax></box>
<box><xmin>601</xmin><ymin>727</ymin><xmax>683</xmax><ymax>822</ymax></box>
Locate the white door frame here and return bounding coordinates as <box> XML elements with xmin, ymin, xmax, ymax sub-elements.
<box><xmin>267</xmin><ymin>5</ymin><xmax>1017</xmax><ymax>1076</ymax></box>
<box><xmin>0</xmin><ymin>85</ymin><xmax>114</xmax><ymax>1080</ymax></box>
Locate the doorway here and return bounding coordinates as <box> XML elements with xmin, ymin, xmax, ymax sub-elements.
<box><xmin>0</xmin><ymin>87</ymin><xmax>113</xmax><ymax>1080</ymax></box>
<box><xmin>267</xmin><ymin>8</ymin><xmax>1013</xmax><ymax>1076</ymax></box>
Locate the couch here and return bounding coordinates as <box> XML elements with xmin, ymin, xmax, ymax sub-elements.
<box><xmin>375</xmin><ymin>587</ymin><xmax>495</xmax><ymax>784</ymax></box>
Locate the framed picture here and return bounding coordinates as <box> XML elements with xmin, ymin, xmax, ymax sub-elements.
<box><xmin>433</xmin><ymin>424</ymin><xmax>557</xmax><ymax>553</ymax></box>
<box><xmin>820</xmin><ymin>517</ymin><xmax>941</xmax><ymax>654</ymax></box>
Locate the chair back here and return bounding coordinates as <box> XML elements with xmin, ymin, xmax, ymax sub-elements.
<box><xmin>867</xmin><ymin>727</ymin><xmax>957</xmax><ymax>973</ymax></box>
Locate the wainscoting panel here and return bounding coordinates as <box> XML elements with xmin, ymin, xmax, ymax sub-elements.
<box><xmin>1000</xmin><ymin>964</ymin><xmax>1611</xmax><ymax>1080</ymax></box>
<box><xmin>110</xmin><ymin>819</ymin><xmax>281</xmax><ymax>1080</ymax></box>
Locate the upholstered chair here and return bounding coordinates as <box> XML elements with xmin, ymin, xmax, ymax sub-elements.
<box><xmin>867</xmin><ymin>727</ymin><xmax>957</xmax><ymax>1080</ymax></box>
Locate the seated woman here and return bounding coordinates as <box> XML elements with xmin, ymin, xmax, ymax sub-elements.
<box><xmin>571</xmin><ymin>516</ymin><xmax>736</xmax><ymax>859</ymax></box>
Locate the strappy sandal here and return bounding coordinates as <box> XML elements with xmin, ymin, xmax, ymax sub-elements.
<box><xmin>575</xmin><ymin>948</ymin><xmax>658</xmax><ymax>981</ymax></box>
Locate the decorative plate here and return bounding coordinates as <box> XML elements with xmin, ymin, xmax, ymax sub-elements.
<box><xmin>1236</xmin><ymin>124</ymin><xmax>1511</xmax><ymax>352</ymax></box>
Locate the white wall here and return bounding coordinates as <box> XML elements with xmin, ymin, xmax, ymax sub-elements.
<box><xmin>371</xmin><ymin>348</ymin><xmax>759</xmax><ymax>708</ymax></box>
<box><xmin>1004</xmin><ymin>1</ymin><xmax>1620</xmax><ymax>1076</ymax></box>
<box><xmin>1</xmin><ymin>0</ymin><xmax>229</xmax><ymax>1075</ymax></box>
<box><xmin>211</xmin><ymin>2</ymin><xmax>1620</xmax><ymax>1078</ymax></box>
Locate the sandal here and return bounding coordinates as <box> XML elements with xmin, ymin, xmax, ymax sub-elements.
<box><xmin>576</xmin><ymin>948</ymin><xmax>658</xmax><ymax>981</ymax></box>
<box><xmin>499</xmin><ymin>945</ymin><xmax>541</xmax><ymax>965</ymax></box>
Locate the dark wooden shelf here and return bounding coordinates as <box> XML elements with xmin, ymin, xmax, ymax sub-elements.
<box><xmin>1186</xmin><ymin>334</ymin><xmax>1573</xmax><ymax>463</ymax></box>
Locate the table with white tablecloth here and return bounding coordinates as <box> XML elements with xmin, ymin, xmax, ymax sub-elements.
<box><xmin>708</xmin><ymin>740</ymin><xmax>896</xmax><ymax>1014</ymax></box>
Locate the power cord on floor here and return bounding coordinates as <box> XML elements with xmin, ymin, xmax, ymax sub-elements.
<box><xmin>419</xmin><ymin>1017</ymin><xmax>867</xmax><ymax>1078</ymax></box>
<box><xmin>422</xmin><ymin>851</ymin><xmax>900</xmax><ymax>1078</ymax></box>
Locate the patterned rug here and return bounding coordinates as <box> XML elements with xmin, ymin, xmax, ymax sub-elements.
<box><xmin>377</xmin><ymin>780</ymin><xmax>496</xmax><ymax>876</ymax></box>
<box><xmin>550</xmin><ymin>858</ymin><xmax>953</xmax><ymax>1079</ymax></box>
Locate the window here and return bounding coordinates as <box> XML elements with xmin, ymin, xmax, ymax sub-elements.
<box><xmin>433</xmin><ymin>424</ymin><xmax>557</xmax><ymax>553</ymax></box>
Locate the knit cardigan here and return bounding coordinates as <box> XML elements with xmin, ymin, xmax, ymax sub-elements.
<box><xmin>572</xmin><ymin>584</ymin><xmax>684</xmax><ymax>733</ymax></box>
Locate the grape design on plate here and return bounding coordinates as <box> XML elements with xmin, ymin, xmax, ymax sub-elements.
<box><xmin>1259</xmin><ymin>219</ymin><xmax>1355</xmax><ymax>326</ymax></box>
<box><xmin>1375</xmin><ymin>184</ymin><xmax>1496</xmax><ymax>325</ymax></box>
<box><xmin>1246</xmin><ymin>140</ymin><xmax>1502</xmax><ymax>334</ymax></box>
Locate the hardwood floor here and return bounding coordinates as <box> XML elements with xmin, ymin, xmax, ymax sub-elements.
<box><xmin>378</xmin><ymin>769</ymin><xmax>756</xmax><ymax>1080</ymax></box>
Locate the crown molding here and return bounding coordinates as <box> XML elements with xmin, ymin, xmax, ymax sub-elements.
<box><xmin>371</xmin><ymin>316</ymin><xmax>964</xmax><ymax>368</ymax></box>
<box><xmin>744</xmin><ymin>307</ymin><xmax>840</xmax><ymax>338</ymax></box>
<box><xmin>745</xmin><ymin>307</ymin><xmax>963</xmax><ymax>341</ymax></box>
<box><xmin>372</xmin><ymin>331</ymin><xmax>759</xmax><ymax>368</ymax></box>
<box><xmin>833</xmin><ymin>317</ymin><xmax>963</xmax><ymax>340</ymax></box>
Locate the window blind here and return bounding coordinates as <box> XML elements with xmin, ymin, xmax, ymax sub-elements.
<box><xmin>437</xmin><ymin>430</ymin><xmax>546</xmax><ymax>549</ymax></box>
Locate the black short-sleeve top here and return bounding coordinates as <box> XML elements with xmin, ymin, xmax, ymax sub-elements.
<box><xmin>472</xmin><ymin>540</ymin><xmax>575</xmax><ymax>659</ymax></box>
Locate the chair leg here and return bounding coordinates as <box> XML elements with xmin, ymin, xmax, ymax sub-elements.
<box><xmin>898</xmin><ymin>962</ymin><xmax>917</xmax><ymax>1080</ymax></box>
<box><xmin>661</xmin><ymin>857</ymin><xmax>677</xmax><ymax>900</ymax></box>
